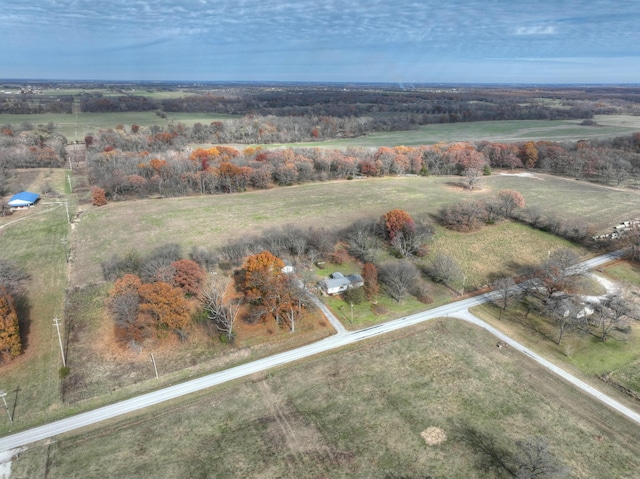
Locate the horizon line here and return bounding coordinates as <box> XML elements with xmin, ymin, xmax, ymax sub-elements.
<box><xmin>2</xmin><ymin>79</ymin><xmax>640</xmax><ymax>88</ymax></box>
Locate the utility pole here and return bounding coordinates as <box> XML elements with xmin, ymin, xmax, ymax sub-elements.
<box><xmin>53</xmin><ymin>317</ymin><xmax>66</xmax><ymax>367</ymax></box>
<box><xmin>0</xmin><ymin>391</ymin><xmax>12</xmax><ymax>423</ymax></box>
<box><xmin>150</xmin><ymin>353</ymin><xmax>159</xmax><ymax>379</ymax></box>
<box><xmin>63</xmin><ymin>202</ymin><xmax>70</xmax><ymax>224</ymax></box>
<box><xmin>350</xmin><ymin>303</ymin><xmax>354</xmax><ymax>324</ymax></box>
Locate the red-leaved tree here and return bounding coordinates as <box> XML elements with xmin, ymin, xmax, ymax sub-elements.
<box><xmin>382</xmin><ymin>209</ymin><xmax>415</xmax><ymax>241</ymax></box>
<box><xmin>171</xmin><ymin>259</ymin><xmax>205</xmax><ymax>296</ymax></box>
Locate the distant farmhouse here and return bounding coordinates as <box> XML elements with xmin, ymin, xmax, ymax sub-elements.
<box><xmin>320</xmin><ymin>272</ymin><xmax>364</xmax><ymax>295</ymax></box>
<box><xmin>8</xmin><ymin>191</ymin><xmax>40</xmax><ymax>209</ymax></box>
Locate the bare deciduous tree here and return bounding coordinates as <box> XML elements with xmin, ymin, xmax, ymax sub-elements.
<box><xmin>492</xmin><ymin>277</ymin><xmax>518</xmax><ymax>320</ymax></box>
<box><xmin>378</xmin><ymin>260</ymin><xmax>419</xmax><ymax>302</ymax></box>
<box><xmin>589</xmin><ymin>294</ymin><xmax>636</xmax><ymax>342</ymax></box>
<box><xmin>425</xmin><ymin>253</ymin><xmax>462</xmax><ymax>286</ymax></box>
<box><xmin>544</xmin><ymin>295</ymin><xmax>583</xmax><ymax>345</ymax></box>
<box><xmin>202</xmin><ymin>276</ymin><xmax>241</xmax><ymax>342</ymax></box>
<box><xmin>0</xmin><ymin>259</ymin><xmax>30</xmax><ymax>297</ymax></box>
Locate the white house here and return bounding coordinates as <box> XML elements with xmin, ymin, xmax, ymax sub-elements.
<box><xmin>320</xmin><ymin>272</ymin><xmax>364</xmax><ymax>295</ymax></box>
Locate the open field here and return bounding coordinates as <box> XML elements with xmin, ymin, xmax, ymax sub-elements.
<box><xmin>0</xmin><ymin>170</ymin><xmax>74</xmax><ymax>435</ymax></box>
<box><xmin>429</xmin><ymin>221</ymin><xmax>589</xmax><ymax>291</ymax></box>
<box><xmin>10</xmin><ymin>318</ymin><xmax>640</xmax><ymax>478</ymax></box>
<box><xmin>3</xmin><ymin>169</ymin><xmax>640</xmax><ymax>438</ymax></box>
<box><xmin>71</xmin><ymin>173</ymin><xmax>640</xmax><ymax>286</ymax></box>
<box><xmin>2</xmin><ymin>111</ymin><xmax>639</xmax><ymax>148</ymax></box>
<box><xmin>0</xmin><ymin>111</ymin><xmax>239</xmax><ymax>141</ymax></box>
<box><xmin>261</xmin><ymin>114</ymin><xmax>640</xmax><ymax>149</ymax></box>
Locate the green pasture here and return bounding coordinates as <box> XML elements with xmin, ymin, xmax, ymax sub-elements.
<box><xmin>257</xmin><ymin>114</ymin><xmax>640</xmax><ymax>149</ymax></box>
<box><xmin>0</xmin><ymin>111</ymin><xmax>240</xmax><ymax>141</ymax></box>
<box><xmin>428</xmin><ymin>222</ymin><xmax>588</xmax><ymax>291</ymax></box>
<box><xmin>11</xmin><ymin>319</ymin><xmax>640</xmax><ymax>478</ymax></box>
<box><xmin>0</xmin><ymin>170</ymin><xmax>74</xmax><ymax>434</ymax></box>
<box><xmin>2</xmin><ymin>109</ymin><xmax>639</xmax><ymax>148</ymax></box>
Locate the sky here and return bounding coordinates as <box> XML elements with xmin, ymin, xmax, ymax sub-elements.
<box><xmin>1</xmin><ymin>0</ymin><xmax>639</xmax><ymax>84</ymax></box>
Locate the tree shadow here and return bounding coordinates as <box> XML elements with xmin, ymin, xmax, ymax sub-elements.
<box><xmin>450</xmin><ymin>421</ymin><xmax>515</xmax><ymax>478</ymax></box>
<box><xmin>14</xmin><ymin>295</ymin><xmax>31</xmax><ymax>352</ymax></box>
<box><xmin>10</xmin><ymin>385</ymin><xmax>20</xmax><ymax>421</ymax></box>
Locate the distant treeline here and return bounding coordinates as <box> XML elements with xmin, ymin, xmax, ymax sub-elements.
<box><xmin>80</xmin><ymin>125</ymin><xmax>640</xmax><ymax>201</ymax></box>
<box><xmin>4</xmin><ymin>85</ymin><xmax>640</xmax><ymax>139</ymax></box>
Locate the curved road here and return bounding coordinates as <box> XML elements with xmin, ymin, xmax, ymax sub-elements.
<box><xmin>0</xmin><ymin>250</ymin><xmax>634</xmax><ymax>453</ymax></box>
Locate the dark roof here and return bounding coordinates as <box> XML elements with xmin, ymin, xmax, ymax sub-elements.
<box><xmin>8</xmin><ymin>191</ymin><xmax>40</xmax><ymax>206</ymax></box>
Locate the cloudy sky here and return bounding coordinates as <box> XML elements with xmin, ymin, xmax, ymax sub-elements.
<box><xmin>2</xmin><ymin>0</ymin><xmax>639</xmax><ymax>84</ymax></box>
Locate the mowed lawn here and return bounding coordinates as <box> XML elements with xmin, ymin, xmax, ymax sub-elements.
<box><xmin>11</xmin><ymin>319</ymin><xmax>640</xmax><ymax>479</ymax></box>
<box><xmin>72</xmin><ymin>174</ymin><xmax>640</xmax><ymax>286</ymax></box>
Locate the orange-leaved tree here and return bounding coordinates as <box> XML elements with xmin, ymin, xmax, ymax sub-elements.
<box><xmin>520</xmin><ymin>141</ymin><xmax>539</xmax><ymax>169</ymax></box>
<box><xmin>239</xmin><ymin>251</ymin><xmax>305</xmax><ymax>329</ymax></box>
<box><xmin>108</xmin><ymin>274</ymin><xmax>152</xmax><ymax>346</ymax></box>
<box><xmin>382</xmin><ymin>209</ymin><xmax>415</xmax><ymax>241</ymax></box>
<box><xmin>91</xmin><ymin>186</ymin><xmax>107</xmax><ymax>206</ymax></box>
<box><xmin>0</xmin><ymin>286</ymin><xmax>21</xmax><ymax>361</ymax></box>
<box><xmin>240</xmin><ymin>251</ymin><xmax>285</xmax><ymax>295</ymax></box>
<box><xmin>138</xmin><ymin>281</ymin><xmax>191</xmax><ymax>335</ymax></box>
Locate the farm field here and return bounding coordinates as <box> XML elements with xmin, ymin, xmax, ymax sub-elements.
<box><xmin>71</xmin><ymin>173</ymin><xmax>640</xmax><ymax>287</ymax></box>
<box><xmin>2</xmin><ymin>111</ymin><xmax>640</xmax><ymax>148</ymax></box>
<box><xmin>10</xmin><ymin>318</ymin><xmax>640</xmax><ymax>478</ymax></box>
<box><xmin>262</xmin><ymin>114</ymin><xmax>640</xmax><ymax>149</ymax></box>
<box><xmin>0</xmin><ymin>111</ymin><xmax>239</xmax><ymax>141</ymax></box>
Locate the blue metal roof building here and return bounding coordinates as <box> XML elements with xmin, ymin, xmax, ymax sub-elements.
<box><xmin>7</xmin><ymin>192</ymin><xmax>40</xmax><ymax>207</ymax></box>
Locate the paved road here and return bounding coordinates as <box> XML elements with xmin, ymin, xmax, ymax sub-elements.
<box><xmin>451</xmin><ymin>309</ymin><xmax>640</xmax><ymax>425</ymax></box>
<box><xmin>0</xmin><ymin>250</ymin><xmax>632</xmax><ymax>453</ymax></box>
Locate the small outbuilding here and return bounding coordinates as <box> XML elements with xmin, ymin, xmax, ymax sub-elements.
<box><xmin>7</xmin><ymin>191</ymin><xmax>40</xmax><ymax>208</ymax></box>
<box><xmin>281</xmin><ymin>260</ymin><xmax>295</xmax><ymax>274</ymax></box>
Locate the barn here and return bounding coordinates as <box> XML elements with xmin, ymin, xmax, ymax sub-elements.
<box><xmin>7</xmin><ymin>192</ymin><xmax>40</xmax><ymax>208</ymax></box>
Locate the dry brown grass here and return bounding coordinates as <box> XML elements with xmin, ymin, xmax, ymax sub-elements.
<box><xmin>11</xmin><ymin>319</ymin><xmax>640</xmax><ymax>478</ymax></box>
<box><xmin>421</xmin><ymin>427</ymin><xmax>448</xmax><ymax>446</ymax></box>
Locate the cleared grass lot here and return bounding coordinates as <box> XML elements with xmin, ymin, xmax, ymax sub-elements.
<box><xmin>11</xmin><ymin>319</ymin><xmax>640</xmax><ymax>479</ymax></box>
<box><xmin>72</xmin><ymin>173</ymin><xmax>640</xmax><ymax>286</ymax></box>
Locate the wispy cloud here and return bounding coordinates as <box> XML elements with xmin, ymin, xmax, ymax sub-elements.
<box><xmin>514</xmin><ymin>25</ymin><xmax>557</xmax><ymax>35</ymax></box>
<box><xmin>1</xmin><ymin>0</ymin><xmax>639</xmax><ymax>82</ymax></box>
